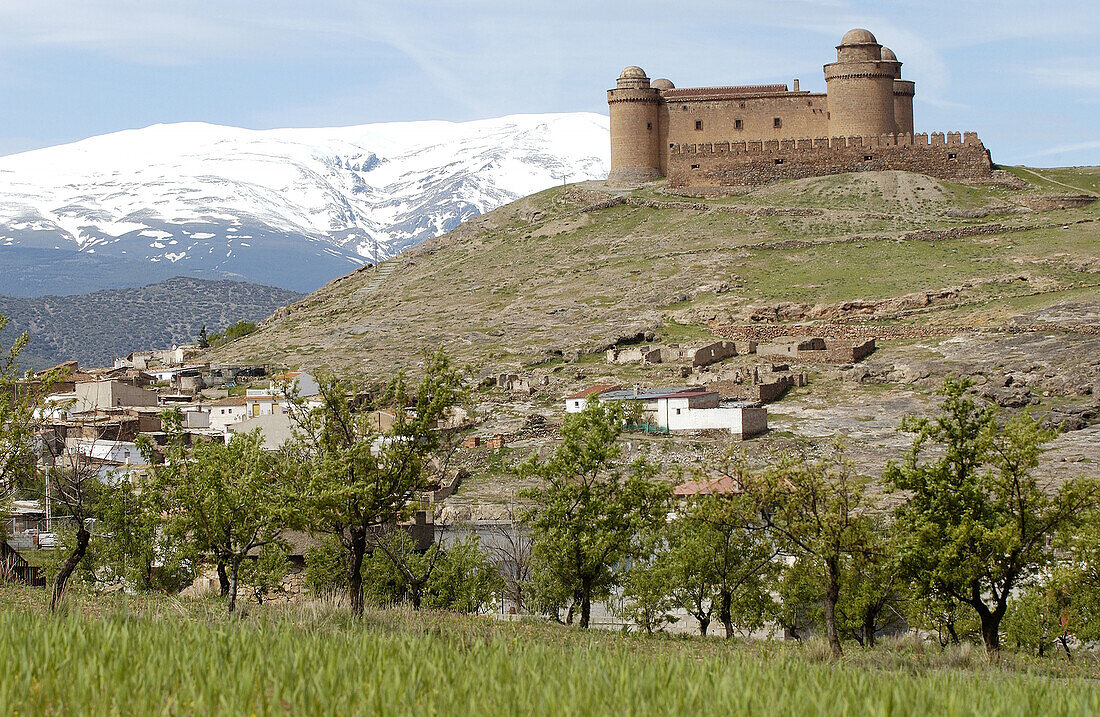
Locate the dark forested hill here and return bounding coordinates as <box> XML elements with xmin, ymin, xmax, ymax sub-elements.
<box><xmin>0</xmin><ymin>277</ymin><xmax>303</xmax><ymax>369</ymax></box>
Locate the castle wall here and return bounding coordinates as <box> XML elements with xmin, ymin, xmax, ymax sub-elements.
<box><xmin>658</xmin><ymin>92</ymin><xmax>830</xmax><ymax>172</ymax></box>
<box><xmin>666</xmin><ymin>132</ymin><xmax>992</xmax><ymax>188</ymax></box>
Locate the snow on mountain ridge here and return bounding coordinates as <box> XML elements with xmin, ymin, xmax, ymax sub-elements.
<box><xmin>0</xmin><ymin>113</ymin><xmax>610</xmax><ymax>294</ymax></box>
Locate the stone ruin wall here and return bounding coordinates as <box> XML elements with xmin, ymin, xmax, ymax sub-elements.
<box><xmin>667</xmin><ymin>131</ymin><xmax>992</xmax><ymax>188</ymax></box>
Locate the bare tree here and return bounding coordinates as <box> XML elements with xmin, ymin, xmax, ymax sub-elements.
<box><xmin>34</xmin><ymin>413</ymin><xmax>123</xmax><ymax>611</ymax></box>
<box><xmin>484</xmin><ymin>505</ymin><xmax>533</xmax><ymax>614</ymax></box>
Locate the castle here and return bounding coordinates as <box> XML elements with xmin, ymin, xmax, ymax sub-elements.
<box><xmin>607</xmin><ymin>29</ymin><xmax>992</xmax><ymax>188</ymax></box>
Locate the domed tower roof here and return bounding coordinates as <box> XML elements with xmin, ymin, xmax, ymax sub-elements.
<box><xmin>880</xmin><ymin>46</ymin><xmax>902</xmax><ymax>78</ymax></box>
<box><xmin>840</xmin><ymin>28</ymin><xmax>878</xmax><ymax>45</ymax></box>
<box><xmin>615</xmin><ymin>66</ymin><xmax>652</xmax><ymax>90</ymax></box>
<box><xmin>651</xmin><ymin>78</ymin><xmax>675</xmax><ymax>90</ymax></box>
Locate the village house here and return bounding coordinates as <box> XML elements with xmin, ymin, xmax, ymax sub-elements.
<box><xmin>563</xmin><ymin>384</ymin><xmax>622</xmax><ymax>413</ymax></box>
<box><xmin>73</xmin><ymin>379</ymin><xmax>159</xmax><ymax>411</ymax></box>
<box><xmin>568</xmin><ymin>385</ymin><xmax>768</xmax><ymax>439</ymax></box>
<box><xmin>208</xmin><ymin>396</ymin><xmax>250</xmax><ymax>432</ymax></box>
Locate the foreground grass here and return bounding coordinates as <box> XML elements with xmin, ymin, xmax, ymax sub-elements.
<box><xmin>1</xmin><ymin>588</ymin><xmax>1098</xmax><ymax>715</ymax></box>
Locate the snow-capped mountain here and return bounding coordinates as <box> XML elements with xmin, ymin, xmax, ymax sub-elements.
<box><xmin>0</xmin><ymin>113</ymin><xmax>610</xmax><ymax>295</ymax></box>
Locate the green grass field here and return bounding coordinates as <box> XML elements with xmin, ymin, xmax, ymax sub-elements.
<box><xmin>2</xmin><ymin>587</ymin><xmax>1098</xmax><ymax>716</ymax></box>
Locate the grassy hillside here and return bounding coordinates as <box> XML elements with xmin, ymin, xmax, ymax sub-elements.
<box><xmin>3</xmin><ymin>588</ymin><xmax>1098</xmax><ymax>716</ymax></box>
<box><xmin>211</xmin><ymin>168</ymin><xmax>1098</xmax><ymax>378</ymax></box>
<box><xmin>1</xmin><ymin>277</ymin><xmax>303</xmax><ymax>369</ymax></box>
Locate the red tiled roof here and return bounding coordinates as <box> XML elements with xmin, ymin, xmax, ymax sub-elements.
<box><xmin>564</xmin><ymin>384</ymin><xmax>621</xmax><ymax>400</ymax></box>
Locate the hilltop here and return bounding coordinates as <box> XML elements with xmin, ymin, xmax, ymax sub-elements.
<box><xmin>214</xmin><ymin>167</ymin><xmax>1099</xmax><ymax>372</ymax></box>
<box><xmin>212</xmin><ymin>167</ymin><xmax>1099</xmax><ymax>508</ymax></box>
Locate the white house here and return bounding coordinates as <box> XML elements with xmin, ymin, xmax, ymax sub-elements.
<box><xmin>208</xmin><ymin>396</ymin><xmax>250</xmax><ymax>432</ymax></box>
<box><xmin>244</xmin><ymin>394</ymin><xmax>283</xmax><ymax>419</ymax></box>
<box><xmin>582</xmin><ymin>386</ymin><xmax>768</xmax><ymax>439</ymax></box>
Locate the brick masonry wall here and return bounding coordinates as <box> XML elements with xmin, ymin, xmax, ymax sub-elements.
<box><xmin>667</xmin><ymin>132</ymin><xmax>992</xmax><ymax>188</ymax></box>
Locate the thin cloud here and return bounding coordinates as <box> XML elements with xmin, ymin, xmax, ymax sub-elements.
<box><xmin>1022</xmin><ymin>140</ymin><xmax>1100</xmax><ymax>160</ymax></box>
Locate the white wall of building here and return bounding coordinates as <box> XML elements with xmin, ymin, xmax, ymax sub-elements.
<box><xmin>663</xmin><ymin>402</ymin><xmax>768</xmax><ymax>438</ymax></box>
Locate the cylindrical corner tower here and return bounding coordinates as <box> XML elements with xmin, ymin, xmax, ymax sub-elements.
<box><xmin>824</xmin><ymin>29</ymin><xmax>899</xmax><ymax>137</ymax></box>
<box><xmin>881</xmin><ymin>47</ymin><xmax>915</xmax><ymax>135</ymax></box>
<box><xmin>607</xmin><ymin>66</ymin><xmax>661</xmax><ymax>186</ymax></box>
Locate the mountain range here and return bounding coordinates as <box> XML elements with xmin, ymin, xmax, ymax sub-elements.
<box><xmin>0</xmin><ymin>113</ymin><xmax>610</xmax><ymax>296</ymax></box>
<box><xmin>0</xmin><ymin>277</ymin><xmax>303</xmax><ymax>369</ymax></box>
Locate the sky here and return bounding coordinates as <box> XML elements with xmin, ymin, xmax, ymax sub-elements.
<box><xmin>0</xmin><ymin>0</ymin><xmax>1097</xmax><ymax>167</ymax></box>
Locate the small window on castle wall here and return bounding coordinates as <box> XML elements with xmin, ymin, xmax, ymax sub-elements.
<box><xmin>735</xmin><ymin>119</ymin><xmax>743</xmax><ymax>130</ymax></box>
<box><xmin>695</xmin><ymin>120</ymin><xmax>703</xmax><ymax>131</ymax></box>
<box><xmin>948</xmin><ymin>153</ymin><xmax>958</xmax><ymax>160</ymax></box>
<box><xmin>691</xmin><ymin>164</ymin><xmax>700</xmax><ymax>170</ymax></box>
<box><xmin>773</xmin><ymin>117</ymin><xmax>782</xmax><ymax>128</ymax></box>
<box><xmin>739</xmin><ymin>102</ymin><xmax>745</xmax><ymax>108</ymax></box>
<box><xmin>669</xmin><ymin>143</ymin><xmax>675</xmax><ymax>149</ymax></box>
<box><xmin>864</xmin><ymin>155</ymin><xmax>872</xmax><ymax>161</ymax></box>
<box><xmin>775</xmin><ymin>158</ymin><xmax>784</xmax><ymax>165</ymax></box>
<box><xmin>646</xmin><ymin>122</ymin><xmax>652</xmax><ymax>130</ymax></box>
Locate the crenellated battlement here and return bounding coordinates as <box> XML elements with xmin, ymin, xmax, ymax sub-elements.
<box><xmin>666</xmin><ymin>130</ymin><xmax>992</xmax><ymax>188</ymax></box>
<box><xmin>669</xmin><ymin>131</ymin><xmax>984</xmax><ymax>158</ymax></box>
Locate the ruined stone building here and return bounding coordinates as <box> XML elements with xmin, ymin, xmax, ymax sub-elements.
<box><xmin>607</xmin><ymin>29</ymin><xmax>992</xmax><ymax>187</ymax></box>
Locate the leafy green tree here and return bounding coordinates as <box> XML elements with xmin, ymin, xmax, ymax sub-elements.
<box><xmin>361</xmin><ymin>543</ymin><xmax>411</xmax><ymax>607</ymax></box>
<box><xmin>836</xmin><ymin>517</ymin><xmax>904</xmax><ymax>648</ymax></box>
<box><xmin>902</xmin><ymin>587</ymin><xmax>981</xmax><ymax>648</ymax></box>
<box><xmin>425</xmin><ymin>534</ymin><xmax>503</xmax><ymax>614</ymax></box>
<box><xmin>886</xmin><ymin>378</ymin><xmax>1099</xmax><ymax>654</ymax></box>
<box><xmin>93</xmin><ymin>475</ymin><xmax>197</xmax><ymax>594</ymax></box>
<box><xmin>665</xmin><ymin>489</ymin><xmax>777</xmax><ymax>638</ymax></box>
<box><xmin>0</xmin><ymin>313</ymin><xmax>43</xmax><ymax>539</ymax></box>
<box><xmin>290</xmin><ymin>350</ymin><xmax>465</xmax><ymax>617</ymax></box>
<box><xmin>1056</xmin><ymin>506</ymin><xmax>1100</xmax><ymax>645</ymax></box>
<box><xmin>662</xmin><ymin>517</ymin><xmax>716</xmax><ymax>636</ymax></box>
<box><xmin>1004</xmin><ymin>576</ymin><xmax>1078</xmax><ymax>658</ymax></box>
<box><xmin>240</xmin><ymin>544</ymin><xmax>291</xmax><ymax>606</ymax></box>
<box><xmin>771</xmin><ymin>556</ymin><xmax>822</xmax><ymax>642</ymax></box>
<box><xmin>759</xmin><ymin>443</ymin><xmax>875</xmax><ymax>657</ymax></box>
<box><xmin>371</xmin><ymin>527</ymin><xmax>444</xmax><ymax>611</ymax></box>
<box><xmin>521</xmin><ymin>398</ymin><xmax>670</xmax><ymax>628</ymax></box>
<box><xmin>617</xmin><ymin>555</ymin><xmax>678</xmax><ymax>634</ymax></box>
<box><xmin>157</xmin><ymin>428</ymin><xmax>296</xmax><ymax>613</ymax></box>
<box><xmin>304</xmin><ymin>535</ymin><xmax>349</xmax><ymax>598</ymax></box>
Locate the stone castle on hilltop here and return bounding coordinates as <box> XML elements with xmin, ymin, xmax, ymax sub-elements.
<box><xmin>607</xmin><ymin>29</ymin><xmax>992</xmax><ymax>188</ymax></box>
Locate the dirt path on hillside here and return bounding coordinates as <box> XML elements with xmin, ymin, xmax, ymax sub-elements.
<box><xmin>1016</xmin><ymin>167</ymin><xmax>1094</xmax><ymax>194</ymax></box>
